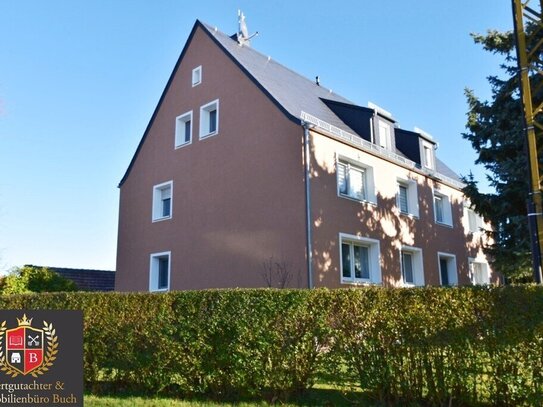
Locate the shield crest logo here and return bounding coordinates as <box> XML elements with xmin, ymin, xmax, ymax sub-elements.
<box><xmin>4</xmin><ymin>315</ymin><xmax>44</xmax><ymax>375</ymax></box>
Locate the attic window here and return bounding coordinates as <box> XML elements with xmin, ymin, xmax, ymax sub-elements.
<box><xmin>192</xmin><ymin>66</ymin><xmax>202</xmax><ymax>87</ymax></box>
<box><xmin>199</xmin><ymin>99</ymin><xmax>219</xmax><ymax>139</ymax></box>
<box><xmin>422</xmin><ymin>141</ymin><xmax>434</xmax><ymax>170</ymax></box>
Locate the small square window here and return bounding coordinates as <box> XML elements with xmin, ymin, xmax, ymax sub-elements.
<box><xmin>175</xmin><ymin>111</ymin><xmax>192</xmax><ymax>148</ymax></box>
<box><xmin>150</xmin><ymin>252</ymin><xmax>171</xmax><ymax>291</ymax></box>
<box><xmin>192</xmin><ymin>66</ymin><xmax>202</xmax><ymax>87</ymax></box>
<box><xmin>199</xmin><ymin>99</ymin><xmax>219</xmax><ymax>139</ymax></box>
<box><xmin>152</xmin><ymin>181</ymin><xmax>173</xmax><ymax>222</ymax></box>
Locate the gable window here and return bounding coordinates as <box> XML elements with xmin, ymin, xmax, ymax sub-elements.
<box><xmin>400</xmin><ymin>247</ymin><xmax>424</xmax><ymax>286</ymax></box>
<box><xmin>469</xmin><ymin>259</ymin><xmax>490</xmax><ymax>285</ymax></box>
<box><xmin>149</xmin><ymin>252</ymin><xmax>171</xmax><ymax>291</ymax></box>
<box><xmin>438</xmin><ymin>253</ymin><xmax>458</xmax><ymax>286</ymax></box>
<box><xmin>192</xmin><ymin>66</ymin><xmax>202</xmax><ymax>86</ymax></box>
<box><xmin>434</xmin><ymin>190</ymin><xmax>452</xmax><ymax>226</ymax></box>
<box><xmin>397</xmin><ymin>179</ymin><xmax>419</xmax><ymax>217</ymax></box>
<box><xmin>199</xmin><ymin>99</ymin><xmax>219</xmax><ymax>139</ymax></box>
<box><xmin>152</xmin><ymin>181</ymin><xmax>173</xmax><ymax>222</ymax></box>
<box><xmin>175</xmin><ymin>111</ymin><xmax>192</xmax><ymax>148</ymax></box>
<box><xmin>340</xmin><ymin>233</ymin><xmax>381</xmax><ymax>284</ymax></box>
<box><xmin>337</xmin><ymin>158</ymin><xmax>376</xmax><ymax>204</ymax></box>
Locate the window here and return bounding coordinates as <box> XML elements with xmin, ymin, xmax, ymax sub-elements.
<box><xmin>434</xmin><ymin>190</ymin><xmax>452</xmax><ymax>226</ymax></box>
<box><xmin>337</xmin><ymin>158</ymin><xmax>376</xmax><ymax>203</ymax></box>
<box><xmin>199</xmin><ymin>99</ymin><xmax>219</xmax><ymax>139</ymax></box>
<box><xmin>465</xmin><ymin>206</ymin><xmax>484</xmax><ymax>234</ymax></box>
<box><xmin>422</xmin><ymin>141</ymin><xmax>434</xmax><ymax>170</ymax></box>
<box><xmin>438</xmin><ymin>253</ymin><xmax>457</xmax><ymax>286</ymax></box>
<box><xmin>149</xmin><ymin>252</ymin><xmax>171</xmax><ymax>291</ymax></box>
<box><xmin>397</xmin><ymin>179</ymin><xmax>419</xmax><ymax>217</ymax></box>
<box><xmin>175</xmin><ymin>111</ymin><xmax>192</xmax><ymax>148</ymax></box>
<box><xmin>378</xmin><ymin>121</ymin><xmax>391</xmax><ymax>150</ymax></box>
<box><xmin>152</xmin><ymin>181</ymin><xmax>173</xmax><ymax>222</ymax></box>
<box><xmin>192</xmin><ymin>66</ymin><xmax>202</xmax><ymax>86</ymax></box>
<box><xmin>340</xmin><ymin>234</ymin><xmax>381</xmax><ymax>284</ymax></box>
<box><xmin>469</xmin><ymin>259</ymin><xmax>490</xmax><ymax>285</ymax></box>
<box><xmin>400</xmin><ymin>247</ymin><xmax>424</xmax><ymax>286</ymax></box>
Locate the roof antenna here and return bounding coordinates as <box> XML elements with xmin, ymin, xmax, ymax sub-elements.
<box><xmin>237</xmin><ymin>10</ymin><xmax>258</xmax><ymax>46</ymax></box>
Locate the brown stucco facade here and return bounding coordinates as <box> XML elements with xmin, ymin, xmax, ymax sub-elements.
<box><xmin>116</xmin><ymin>26</ymin><xmax>308</xmax><ymax>291</ymax></box>
<box><xmin>116</xmin><ymin>21</ymin><xmax>495</xmax><ymax>292</ymax></box>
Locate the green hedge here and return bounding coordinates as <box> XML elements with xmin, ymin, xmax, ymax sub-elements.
<box><xmin>0</xmin><ymin>287</ymin><xmax>542</xmax><ymax>405</ymax></box>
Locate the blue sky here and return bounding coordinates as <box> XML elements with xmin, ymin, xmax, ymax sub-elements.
<box><xmin>0</xmin><ymin>1</ymin><xmax>512</xmax><ymax>272</ymax></box>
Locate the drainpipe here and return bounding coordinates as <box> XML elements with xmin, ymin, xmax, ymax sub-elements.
<box><xmin>302</xmin><ymin>122</ymin><xmax>314</xmax><ymax>289</ymax></box>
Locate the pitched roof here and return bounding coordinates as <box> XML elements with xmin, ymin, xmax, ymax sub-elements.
<box><xmin>48</xmin><ymin>267</ymin><xmax>115</xmax><ymax>292</ymax></box>
<box><xmin>200</xmin><ymin>22</ymin><xmax>355</xmax><ymax>132</ymax></box>
<box><xmin>119</xmin><ymin>20</ymin><xmax>462</xmax><ymax>186</ymax></box>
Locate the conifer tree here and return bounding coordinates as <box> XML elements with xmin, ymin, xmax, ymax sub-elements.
<box><xmin>463</xmin><ymin>30</ymin><xmax>541</xmax><ymax>281</ymax></box>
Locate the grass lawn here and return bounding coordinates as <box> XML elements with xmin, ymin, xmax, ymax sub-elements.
<box><xmin>84</xmin><ymin>385</ymin><xmax>370</xmax><ymax>406</ymax></box>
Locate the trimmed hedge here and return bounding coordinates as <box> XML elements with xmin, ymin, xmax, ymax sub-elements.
<box><xmin>0</xmin><ymin>287</ymin><xmax>542</xmax><ymax>405</ymax></box>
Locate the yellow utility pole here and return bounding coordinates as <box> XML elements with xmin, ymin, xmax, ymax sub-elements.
<box><xmin>512</xmin><ymin>0</ymin><xmax>543</xmax><ymax>283</ymax></box>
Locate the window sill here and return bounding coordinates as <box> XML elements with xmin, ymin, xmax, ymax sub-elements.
<box><xmin>175</xmin><ymin>141</ymin><xmax>192</xmax><ymax>149</ymax></box>
<box><xmin>435</xmin><ymin>221</ymin><xmax>453</xmax><ymax>228</ymax></box>
<box><xmin>340</xmin><ymin>280</ymin><xmax>380</xmax><ymax>286</ymax></box>
<box><xmin>199</xmin><ymin>131</ymin><xmax>218</xmax><ymax>140</ymax></box>
<box><xmin>152</xmin><ymin>216</ymin><xmax>172</xmax><ymax>223</ymax></box>
<box><xmin>338</xmin><ymin>193</ymin><xmax>377</xmax><ymax>207</ymax></box>
<box><xmin>399</xmin><ymin>211</ymin><xmax>419</xmax><ymax>220</ymax></box>
<box><xmin>150</xmin><ymin>288</ymin><xmax>169</xmax><ymax>293</ymax></box>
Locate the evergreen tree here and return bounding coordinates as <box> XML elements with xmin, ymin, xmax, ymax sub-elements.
<box><xmin>463</xmin><ymin>30</ymin><xmax>540</xmax><ymax>281</ymax></box>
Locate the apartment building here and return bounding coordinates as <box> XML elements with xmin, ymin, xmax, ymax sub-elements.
<box><xmin>115</xmin><ymin>19</ymin><xmax>494</xmax><ymax>291</ymax></box>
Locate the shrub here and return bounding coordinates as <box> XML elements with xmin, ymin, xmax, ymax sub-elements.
<box><xmin>0</xmin><ymin>265</ymin><xmax>78</xmax><ymax>294</ymax></box>
<box><xmin>0</xmin><ymin>286</ymin><xmax>541</xmax><ymax>404</ymax></box>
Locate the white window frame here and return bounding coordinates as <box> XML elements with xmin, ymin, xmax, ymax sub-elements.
<box><xmin>433</xmin><ymin>189</ymin><xmax>453</xmax><ymax>227</ymax></box>
<box><xmin>192</xmin><ymin>66</ymin><xmax>202</xmax><ymax>87</ymax></box>
<box><xmin>378</xmin><ymin>120</ymin><xmax>392</xmax><ymax>150</ymax></box>
<box><xmin>199</xmin><ymin>99</ymin><xmax>219</xmax><ymax>139</ymax></box>
<box><xmin>336</xmin><ymin>156</ymin><xmax>377</xmax><ymax>204</ymax></box>
<box><xmin>400</xmin><ymin>246</ymin><xmax>424</xmax><ymax>286</ymax></box>
<box><xmin>397</xmin><ymin>178</ymin><xmax>419</xmax><ymax>217</ymax></box>
<box><xmin>152</xmin><ymin>181</ymin><xmax>173</xmax><ymax>222</ymax></box>
<box><xmin>437</xmin><ymin>252</ymin><xmax>458</xmax><ymax>286</ymax></box>
<box><xmin>422</xmin><ymin>141</ymin><xmax>434</xmax><ymax>170</ymax></box>
<box><xmin>469</xmin><ymin>258</ymin><xmax>490</xmax><ymax>285</ymax></box>
<box><xmin>149</xmin><ymin>251</ymin><xmax>171</xmax><ymax>292</ymax></box>
<box><xmin>464</xmin><ymin>205</ymin><xmax>484</xmax><ymax>234</ymax></box>
<box><xmin>339</xmin><ymin>233</ymin><xmax>381</xmax><ymax>285</ymax></box>
<box><xmin>175</xmin><ymin>110</ymin><xmax>193</xmax><ymax>148</ymax></box>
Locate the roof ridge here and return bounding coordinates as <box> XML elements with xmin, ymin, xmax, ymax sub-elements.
<box><xmin>199</xmin><ymin>21</ymin><xmax>353</xmax><ymax>104</ymax></box>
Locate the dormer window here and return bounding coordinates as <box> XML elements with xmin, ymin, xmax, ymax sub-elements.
<box><xmin>422</xmin><ymin>141</ymin><xmax>434</xmax><ymax>170</ymax></box>
<box><xmin>378</xmin><ymin>121</ymin><xmax>392</xmax><ymax>150</ymax></box>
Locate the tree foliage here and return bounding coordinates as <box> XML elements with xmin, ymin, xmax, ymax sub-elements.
<box><xmin>0</xmin><ymin>265</ymin><xmax>78</xmax><ymax>294</ymax></box>
<box><xmin>462</xmin><ymin>29</ymin><xmax>541</xmax><ymax>281</ymax></box>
